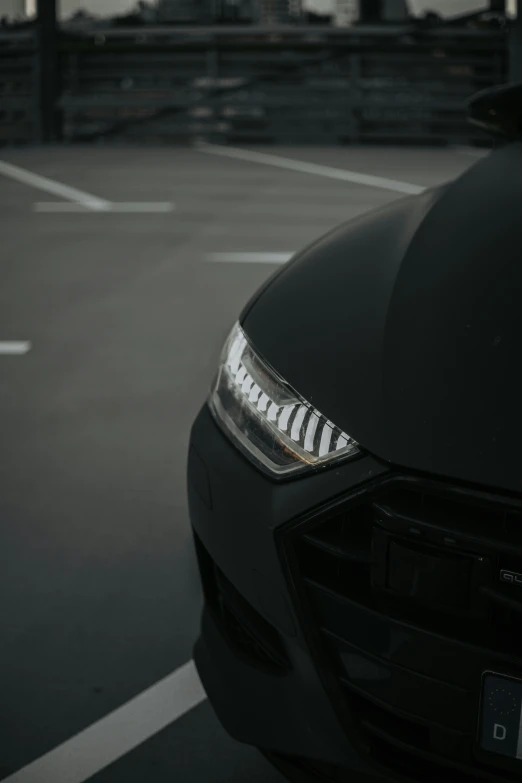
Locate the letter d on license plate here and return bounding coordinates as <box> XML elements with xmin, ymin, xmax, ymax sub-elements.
<box><xmin>480</xmin><ymin>673</ymin><xmax>522</xmax><ymax>759</ymax></box>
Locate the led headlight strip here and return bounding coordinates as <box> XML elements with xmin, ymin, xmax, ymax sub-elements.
<box><xmin>210</xmin><ymin>323</ymin><xmax>359</xmax><ymax>475</ymax></box>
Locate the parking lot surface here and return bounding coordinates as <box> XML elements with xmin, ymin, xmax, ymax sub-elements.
<box><xmin>0</xmin><ymin>142</ymin><xmax>485</xmax><ymax>782</ymax></box>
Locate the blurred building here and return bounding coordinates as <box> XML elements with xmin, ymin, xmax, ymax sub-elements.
<box><xmin>1</xmin><ymin>0</ymin><xmax>26</xmax><ymax>19</ymax></box>
<box><xmin>253</xmin><ymin>0</ymin><xmax>304</xmax><ymax>23</ymax></box>
<box><xmin>157</xmin><ymin>0</ymin><xmax>199</xmax><ymax>21</ymax></box>
<box><xmin>333</xmin><ymin>0</ymin><xmax>409</xmax><ymax>27</ymax></box>
<box><xmin>333</xmin><ymin>0</ymin><xmax>358</xmax><ymax>26</ymax></box>
<box><xmin>193</xmin><ymin>0</ymin><xmax>252</xmax><ymax>22</ymax></box>
<box><xmin>157</xmin><ymin>0</ymin><xmax>265</xmax><ymax>21</ymax></box>
<box><xmin>382</xmin><ymin>0</ymin><xmax>409</xmax><ymax>18</ymax></box>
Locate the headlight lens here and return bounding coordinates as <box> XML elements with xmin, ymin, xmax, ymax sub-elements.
<box><xmin>209</xmin><ymin>323</ymin><xmax>359</xmax><ymax>476</ymax></box>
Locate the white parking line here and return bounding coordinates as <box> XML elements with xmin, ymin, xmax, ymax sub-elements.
<box><xmin>0</xmin><ymin>160</ymin><xmax>175</xmax><ymax>213</ymax></box>
<box><xmin>207</xmin><ymin>252</ymin><xmax>293</xmax><ymax>264</ymax></box>
<box><xmin>0</xmin><ymin>341</ymin><xmax>31</xmax><ymax>355</ymax></box>
<box><xmin>195</xmin><ymin>142</ymin><xmax>425</xmax><ymax>196</ymax></box>
<box><xmin>3</xmin><ymin>660</ymin><xmax>207</xmax><ymax>783</ymax></box>
<box><xmin>34</xmin><ymin>202</ymin><xmax>175</xmax><ymax>213</ymax></box>
<box><xmin>0</xmin><ymin>160</ymin><xmax>111</xmax><ymax>211</ymax></box>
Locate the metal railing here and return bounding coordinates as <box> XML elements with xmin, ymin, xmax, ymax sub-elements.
<box><xmin>0</xmin><ymin>25</ymin><xmax>508</xmax><ymax>146</ymax></box>
<box><xmin>0</xmin><ymin>30</ymin><xmax>38</xmax><ymax>144</ymax></box>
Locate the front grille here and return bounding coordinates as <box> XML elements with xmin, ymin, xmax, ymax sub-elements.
<box><xmin>194</xmin><ymin>533</ymin><xmax>289</xmax><ymax>672</ymax></box>
<box><xmin>283</xmin><ymin>475</ymin><xmax>522</xmax><ymax>782</ymax></box>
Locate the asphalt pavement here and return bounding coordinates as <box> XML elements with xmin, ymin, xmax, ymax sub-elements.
<box><xmin>0</xmin><ymin>142</ymin><xmax>486</xmax><ymax>783</ymax></box>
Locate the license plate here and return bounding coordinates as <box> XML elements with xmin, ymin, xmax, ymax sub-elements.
<box><xmin>480</xmin><ymin>673</ymin><xmax>522</xmax><ymax>760</ymax></box>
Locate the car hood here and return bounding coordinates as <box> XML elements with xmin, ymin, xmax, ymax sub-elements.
<box><xmin>242</xmin><ymin>143</ymin><xmax>522</xmax><ymax>494</ymax></box>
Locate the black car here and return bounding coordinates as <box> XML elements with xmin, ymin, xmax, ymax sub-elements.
<box><xmin>187</xmin><ymin>84</ymin><xmax>522</xmax><ymax>783</ymax></box>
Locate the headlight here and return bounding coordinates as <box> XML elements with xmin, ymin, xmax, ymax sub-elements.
<box><xmin>209</xmin><ymin>323</ymin><xmax>359</xmax><ymax>476</ymax></box>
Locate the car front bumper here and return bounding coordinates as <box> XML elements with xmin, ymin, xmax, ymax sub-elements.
<box><xmin>188</xmin><ymin>404</ymin><xmax>522</xmax><ymax>783</ymax></box>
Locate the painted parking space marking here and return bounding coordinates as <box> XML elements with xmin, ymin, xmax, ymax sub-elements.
<box><xmin>34</xmin><ymin>202</ymin><xmax>175</xmax><ymax>213</ymax></box>
<box><xmin>0</xmin><ymin>160</ymin><xmax>175</xmax><ymax>213</ymax></box>
<box><xmin>206</xmin><ymin>252</ymin><xmax>293</xmax><ymax>264</ymax></box>
<box><xmin>0</xmin><ymin>341</ymin><xmax>31</xmax><ymax>355</ymax></box>
<box><xmin>0</xmin><ymin>160</ymin><xmax>111</xmax><ymax>211</ymax></box>
<box><xmin>2</xmin><ymin>660</ymin><xmax>207</xmax><ymax>783</ymax></box>
<box><xmin>195</xmin><ymin>142</ymin><xmax>426</xmax><ymax>196</ymax></box>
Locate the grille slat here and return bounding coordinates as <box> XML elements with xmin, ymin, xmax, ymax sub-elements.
<box><xmin>303</xmin><ymin>576</ymin><xmax>497</xmax><ymax>685</ymax></box>
<box><xmin>480</xmin><ymin>584</ymin><xmax>522</xmax><ymax>614</ymax></box>
<box><xmin>322</xmin><ymin>626</ymin><xmax>471</xmax><ymax>694</ymax></box>
<box><xmin>302</xmin><ymin>531</ymin><xmax>371</xmax><ymax>564</ymax></box>
<box><xmin>373</xmin><ymin>498</ymin><xmax>522</xmax><ymax>557</ymax></box>
<box><xmin>338</xmin><ymin>652</ymin><xmax>475</xmax><ymax>734</ymax></box>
